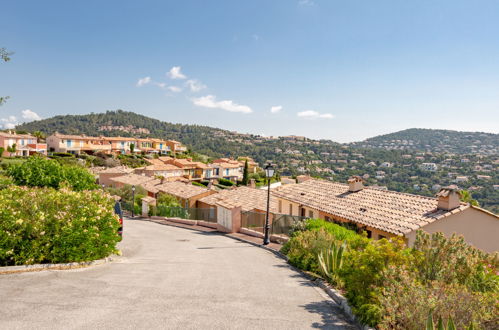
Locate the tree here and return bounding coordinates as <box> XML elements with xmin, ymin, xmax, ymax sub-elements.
<box><xmin>130</xmin><ymin>143</ymin><xmax>135</xmax><ymax>154</ymax></box>
<box><xmin>7</xmin><ymin>143</ymin><xmax>17</xmax><ymax>155</ymax></box>
<box><xmin>32</xmin><ymin>131</ymin><xmax>46</xmax><ymax>141</ymax></box>
<box><xmin>460</xmin><ymin>190</ymin><xmax>479</xmax><ymax>207</ymax></box>
<box><xmin>242</xmin><ymin>159</ymin><xmax>249</xmax><ymax>185</ymax></box>
<box><xmin>0</xmin><ymin>47</ymin><xmax>13</xmax><ymax>106</ymax></box>
<box><xmin>0</xmin><ymin>147</ymin><xmax>4</xmax><ymax>157</ymax></box>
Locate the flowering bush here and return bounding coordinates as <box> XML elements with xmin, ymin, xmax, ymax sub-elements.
<box><xmin>6</xmin><ymin>156</ymin><xmax>97</xmax><ymax>191</ymax></box>
<box><xmin>0</xmin><ymin>186</ymin><xmax>120</xmax><ymax>265</ymax></box>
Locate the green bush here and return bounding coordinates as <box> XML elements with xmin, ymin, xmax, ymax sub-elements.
<box><xmin>283</xmin><ymin>228</ymin><xmax>337</xmax><ymax>273</ymax></box>
<box><xmin>0</xmin><ymin>186</ymin><xmax>120</xmax><ymax>265</ymax></box>
<box><xmin>6</xmin><ymin>156</ymin><xmax>97</xmax><ymax>191</ymax></box>
<box><xmin>51</xmin><ymin>152</ymin><xmax>75</xmax><ymax>158</ymax></box>
<box><xmin>192</xmin><ymin>181</ymin><xmax>206</xmax><ymax>187</ymax></box>
<box><xmin>305</xmin><ymin>218</ymin><xmax>363</xmax><ymax>243</ymax></box>
<box><xmin>339</xmin><ymin>237</ymin><xmax>411</xmax><ymax>326</ymax></box>
<box><xmin>218</xmin><ymin>178</ymin><xmax>235</xmax><ymax>186</ymax></box>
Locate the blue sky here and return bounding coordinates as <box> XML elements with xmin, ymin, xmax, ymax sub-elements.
<box><xmin>1</xmin><ymin>0</ymin><xmax>498</xmax><ymax>142</ymax></box>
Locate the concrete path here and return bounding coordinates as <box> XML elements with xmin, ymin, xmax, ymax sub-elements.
<box><xmin>0</xmin><ymin>219</ymin><xmax>356</xmax><ymax>330</ymax></box>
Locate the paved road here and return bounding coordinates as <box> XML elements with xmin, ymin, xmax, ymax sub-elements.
<box><xmin>0</xmin><ymin>219</ymin><xmax>356</xmax><ymax>330</ymax></box>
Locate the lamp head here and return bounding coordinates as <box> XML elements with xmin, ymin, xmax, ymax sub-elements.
<box><xmin>264</xmin><ymin>163</ymin><xmax>275</xmax><ymax>178</ymax></box>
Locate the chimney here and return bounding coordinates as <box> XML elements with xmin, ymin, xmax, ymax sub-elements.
<box><xmin>436</xmin><ymin>185</ymin><xmax>461</xmax><ymax>211</ymax></box>
<box><xmin>348</xmin><ymin>176</ymin><xmax>364</xmax><ymax>192</ymax></box>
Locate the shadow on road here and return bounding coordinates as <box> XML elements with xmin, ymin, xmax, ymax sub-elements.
<box><xmin>300</xmin><ymin>301</ymin><xmax>357</xmax><ymax>330</ymax></box>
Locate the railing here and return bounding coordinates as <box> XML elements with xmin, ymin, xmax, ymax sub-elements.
<box><xmin>151</xmin><ymin>206</ymin><xmax>217</xmax><ymax>223</ymax></box>
<box><xmin>240</xmin><ymin>211</ymin><xmax>308</xmax><ymax>236</ymax></box>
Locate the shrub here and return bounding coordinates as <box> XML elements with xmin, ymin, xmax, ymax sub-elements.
<box><xmin>283</xmin><ymin>228</ymin><xmax>336</xmax><ymax>273</ymax></box>
<box><xmin>51</xmin><ymin>152</ymin><xmax>75</xmax><ymax>158</ymax></box>
<box><xmin>305</xmin><ymin>218</ymin><xmax>363</xmax><ymax>243</ymax></box>
<box><xmin>218</xmin><ymin>178</ymin><xmax>235</xmax><ymax>186</ymax></box>
<box><xmin>192</xmin><ymin>181</ymin><xmax>206</xmax><ymax>187</ymax></box>
<box><xmin>157</xmin><ymin>193</ymin><xmax>181</xmax><ymax>207</ymax></box>
<box><xmin>379</xmin><ymin>266</ymin><xmax>498</xmax><ymax>329</ymax></box>
<box><xmin>0</xmin><ymin>186</ymin><xmax>120</xmax><ymax>265</ymax></box>
<box><xmin>6</xmin><ymin>156</ymin><xmax>97</xmax><ymax>191</ymax></box>
<box><xmin>338</xmin><ymin>237</ymin><xmax>411</xmax><ymax>326</ymax></box>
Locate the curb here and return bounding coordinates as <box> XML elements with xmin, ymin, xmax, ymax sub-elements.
<box><xmin>0</xmin><ymin>255</ymin><xmax>117</xmax><ymax>275</ymax></box>
<box><xmin>146</xmin><ymin>218</ymin><xmax>373</xmax><ymax>330</ymax></box>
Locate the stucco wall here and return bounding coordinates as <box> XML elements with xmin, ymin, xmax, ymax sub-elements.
<box><xmin>405</xmin><ymin>208</ymin><xmax>499</xmax><ymax>253</ymax></box>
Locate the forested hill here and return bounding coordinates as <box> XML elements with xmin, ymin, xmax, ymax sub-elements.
<box><xmin>350</xmin><ymin>128</ymin><xmax>499</xmax><ymax>155</ymax></box>
<box><xmin>15</xmin><ymin>110</ymin><xmax>309</xmax><ymax>162</ymax></box>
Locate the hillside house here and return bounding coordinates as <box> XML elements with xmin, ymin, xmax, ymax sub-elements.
<box><xmin>272</xmin><ymin>178</ymin><xmax>499</xmax><ymax>253</ymax></box>
<box><xmin>0</xmin><ymin>131</ymin><xmax>47</xmax><ymax>156</ymax></box>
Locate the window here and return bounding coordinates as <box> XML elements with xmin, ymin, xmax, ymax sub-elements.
<box><xmin>366</xmin><ymin>230</ymin><xmax>372</xmax><ymax>238</ymax></box>
<box><xmin>378</xmin><ymin>235</ymin><xmax>386</xmax><ymax>240</ymax></box>
<box><xmin>278</xmin><ymin>200</ymin><xmax>282</xmax><ymax>213</ymax></box>
<box><xmin>289</xmin><ymin>204</ymin><xmax>293</xmax><ymax>215</ymax></box>
<box><xmin>308</xmin><ymin>210</ymin><xmax>314</xmax><ymax>218</ymax></box>
<box><xmin>325</xmin><ymin>216</ymin><xmax>332</xmax><ymax>222</ymax></box>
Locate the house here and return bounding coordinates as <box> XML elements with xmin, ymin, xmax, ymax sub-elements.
<box><xmin>133</xmin><ymin>164</ymin><xmax>184</xmax><ymax>179</ymax></box>
<box><xmin>0</xmin><ymin>131</ymin><xmax>47</xmax><ymax>156</ymax></box>
<box><xmin>97</xmin><ymin>166</ymin><xmax>134</xmax><ymax>186</ymax></box>
<box><xmin>47</xmin><ymin>133</ymin><xmax>112</xmax><ymax>154</ymax></box>
<box><xmin>455</xmin><ymin>176</ymin><xmax>468</xmax><ymax>183</ymax></box>
<box><xmin>152</xmin><ymin>181</ymin><xmax>216</xmax><ymax>208</ymax></box>
<box><xmin>197</xmin><ymin>186</ymin><xmax>278</xmax><ymax>217</ymax></box>
<box><xmin>380</xmin><ymin>162</ymin><xmax>392</xmax><ymax>168</ymax></box>
<box><xmin>237</xmin><ymin>157</ymin><xmax>259</xmax><ymax>174</ymax></box>
<box><xmin>272</xmin><ymin>178</ymin><xmax>499</xmax><ymax>253</ymax></box>
<box><xmin>164</xmin><ymin>140</ymin><xmax>187</xmax><ymax>154</ymax></box>
<box><xmin>47</xmin><ymin>133</ymin><xmax>184</xmax><ymax>155</ymax></box>
<box><xmin>108</xmin><ymin>173</ymin><xmax>158</xmax><ymax>189</ymax></box>
<box><xmin>210</xmin><ymin>161</ymin><xmax>243</xmax><ymax>181</ymax></box>
<box><xmin>420</xmin><ymin>163</ymin><xmax>438</xmax><ymax>171</ymax></box>
<box><xmin>164</xmin><ymin>158</ymin><xmax>207</xmax><ymax>180</ymax></box>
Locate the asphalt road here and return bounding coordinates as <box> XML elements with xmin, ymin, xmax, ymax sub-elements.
<box><xmin>0</xmin><ymin>218</ymin><xmax>356</xmax><ymax>330</ymax></box>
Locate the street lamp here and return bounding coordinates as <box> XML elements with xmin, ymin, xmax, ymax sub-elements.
<box><xmin>263</xmin><ymin>163</ymin><xmax>275</xmax><ymax>245</ymax></box>
<box><xmin>101</xmin><ymin>184</ymin><xmax>105</xmax><ymax>191</ymax></box>
<box><xmin>131</xmin><ymin>185</ymin><xmax>136</xmax><ymax>218</ymax></box>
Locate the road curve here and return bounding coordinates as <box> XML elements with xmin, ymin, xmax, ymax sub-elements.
<box><xmin>0</xmin><ymin>218</ymin><xmax>356</xmax><ymax>330</ymax></box>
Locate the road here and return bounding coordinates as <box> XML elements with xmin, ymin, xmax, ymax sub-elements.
<box><xmin>0</xmin><ymin>218</ymin><xmax>356</xmax><ymax>330</ymax></box>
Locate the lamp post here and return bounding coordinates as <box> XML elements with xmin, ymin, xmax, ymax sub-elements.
<box><xmin>263</xmin><ymin>163</ymin><xmax>274</xmax><ymax>245</ymax></box>
<box><xmin>131</xmin><ymin>185</ymin><xmax>136</xmax><ymax>218</ymax></box>
<box><xmin>101</xmin><ymin>184</ymin><xmax>105</xmax><ymax>191</ymax></box>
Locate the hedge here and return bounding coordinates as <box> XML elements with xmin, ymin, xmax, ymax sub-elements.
<box><xmin>0</xmin><ymin>186</ymin><xmax>121</xmax><ymax>266</ymax></box>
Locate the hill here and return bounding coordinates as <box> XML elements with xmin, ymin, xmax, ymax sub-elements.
<box><xmin>12</xmin><ymin>110</ymin><xmax>499</xmax><ymax>213</ymax></box>
<box><xmin>350</xmin><ymin>128</ymin><xmax>499</xmax><ymax>155</ymax></box>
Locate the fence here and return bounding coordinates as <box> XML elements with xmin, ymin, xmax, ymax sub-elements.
<box><xmin>241</xmin><ymin>211</ymin><xmax>308</xmax><ymax>236</ymax></box>
<box><xmin>151</xmin><ymin>206</ymin><xmax>217</xmax><ymax>223</ymax></box>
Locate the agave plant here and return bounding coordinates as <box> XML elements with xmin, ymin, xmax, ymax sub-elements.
<box><xmin>426</xmin><ymin>310</ymin><xmax>474</xmax><ymax>330</ymax></box>
<box><xmin>317</xmin><ymin>241</ymin><xmax>347</xmax><ymax>284</ymax></box>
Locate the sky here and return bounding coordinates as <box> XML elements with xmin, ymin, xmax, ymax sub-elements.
<box><xmin>1</xmin><ymin>0</ymin><xmax>498</xmax><ymax>142</ymax></box>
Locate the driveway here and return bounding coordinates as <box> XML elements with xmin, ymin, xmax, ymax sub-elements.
<box><xmin>0</xmin><ymin>218</ymin><xmax>356</xmax><ymax>329</ymax></box>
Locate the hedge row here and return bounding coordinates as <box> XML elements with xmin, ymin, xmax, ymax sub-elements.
<box><xmin>0</xmin><ymin>186</ymin><xmax>121</xmax><ymax>266</ymax></box>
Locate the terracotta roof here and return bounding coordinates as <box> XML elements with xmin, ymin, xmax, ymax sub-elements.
<box><xmin>199</xmin><ymin>186</ymin><xmax>278</xmax><ymax>213</ymax></box>
<box><xmin>158</xmin><ymin>156</ymin><xmax>174</xmax><ymax>162</ymax></box>
<box><xmin>109</xmin><ymin>173</ymin><xmax>157</xmax><ymax>186</ymax></box>
<box><xmin>97</xmin><ymin>166</ymin><xmax>134</xmax><ymax>174</ymax></box>
<box><xmin>50</xmin><ymin>133</ymin><xmax>96</xmax><ymax>140</ymax></box>
<box><xmin>216</xmin><ymin>162</ymin><xmax>242</xmax><ymax>169</ymax></box>
<box><xmin>0</xmin><ymin>132</ymin><xmax>36</xmax><ymax>139</ymax></box>
<box><xmin>154</xmin><ymin>181</ymin><xmax>212</xmax><ymax>199</ymax></box>
<box><xmin>271</xmin><ymin>179</ymin><xmax>474</xmax><ymax>236</ymax></box>
<box><xmin>142</xmin><ymin>164</ymin><xmax>183</xmax><ymax>171</ymax></box>
<box><xmin>145</xmin><ymin>158</ymin><xmax>166</xmax><ymax>166</ymax></box>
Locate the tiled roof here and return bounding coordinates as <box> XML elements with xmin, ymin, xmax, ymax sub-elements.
<box><xmin>216</xmin><ymin>162</ymin><xmax>241</xmax><ymax>169</ymax></box>
<box><xmin>97</xmin><ymin>166</ymin><xmax>134</xmax><ymax>174</ymax></box>
<box><xmin>145</xmin><ymin>158</ymin><xmax>166</xmax><ymax>166</ymax></box>
<box><xmin>0</xmin><ymin>132</ymin><xmax>36</xmax><ymax>139</ymax></box>
<box><xmin>158</xmin><ymin>156</ymin><xmax>173</xmax><ymax>162</ymax></box>
<box><xmin>154</xmin><ymin>181</ymin><xmax>211</xmax><ymax>199</ymax></box>
<box><xmin>51</xmin><ymin>133</ymin><xmax>96</xmax><ymax>140</ymax></box>
<box><xmin>142</xmin><ymin>164</ymin><xmax>183</xmax><ymax>171</ymax></box>
<box><xmin>271</xmin><ymin>179</ymin><xmax>473</xmax><ymax>236</ymax></box>
<box><xmin>109</xmin><ymin>173</ymin><xmax>157</xmax><ymax>186</ymax></box>
<box><xmin>199</xmin><ymin>186</ymin><xmax>278</xmax><ymax>213</ymax></box>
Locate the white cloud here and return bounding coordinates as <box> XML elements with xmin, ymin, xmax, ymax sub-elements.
<box><xmin>136</xmin><ymin>76</ymin><xmax>151</xmax><ymax>87</ymax></box>
<box><xmin>192</xmin><ymin>95</ymin><xmax>252</xmax><ymax>114</ymax></box>
<box><xmin>298</xmin><ymin>0</ymin><xmax>315</xmax><ymax>5</ymax></box>
<box><xmin>270</xmin><ymin>105</ymin><xmax>283</xmax><ymax>113</ymax></box>
<box><xmin>155</xmin><ymin>82</ymin><xmax>166</xmax><ymax>88</ymax></box>
<box><xmin>0</xmin><ymin>115</ymin><xmax>18</xmax><ymax>129</ymax></box>
<box><xmin>297</xmin><ymin>110</ymin><xmax>334</xmax><ymax>119</ymax></box>
<box><xmin>168</xmin><ymin>86</ymin><xmax>182</xmax><ymax>93</ymax></box>
<box><xmin>167</xmin><ymin>66</ymin><xmax>187</xmax><ymax>80</ymax></box>
<box><xmin>185</xmin><ymin>79</ymin><xmax>206</xmax><ymax>92</ymax></box>
<box><xmin>22</xmin><ymin>109</ymin><xmax>41</xmax><ymax>121</ymax></box>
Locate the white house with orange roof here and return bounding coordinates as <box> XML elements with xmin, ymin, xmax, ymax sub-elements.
<box><xmin>0</xmin><ymin>131</ymin><xmax>47</xmax><ymax>156</ymax></box>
